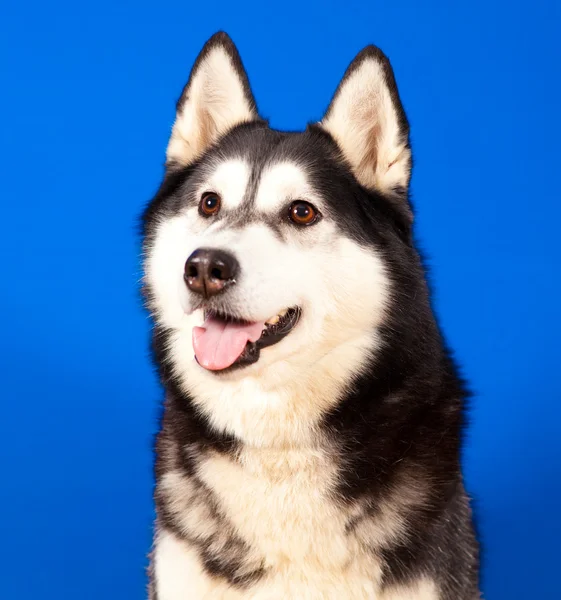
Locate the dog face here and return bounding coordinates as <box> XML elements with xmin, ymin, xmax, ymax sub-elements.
<box><xmin>142</xmin><ymin>33</ymin><xmax>416</xmax><ymax>439</ymax></box>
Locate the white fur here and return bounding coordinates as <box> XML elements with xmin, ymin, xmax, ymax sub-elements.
<box><xmin>144</xmin><ymin>215</ymin><xmax>192</xmax><ymax>329</ymax></box>
<box><xmin>200</xmin><ymin>159</ymin><xmax>251</xmax><ymax>210</ymax></box>
<box><xmin>382</xmin><ymin>579</ymin><xmax>440</xmax><ymax>600</ymax></box>
<box><xmin>348</xmin><ymin>472</ymin><xmax>431</xmax><ymax>550</ymax></box>
<box><xmin>153</xmin><ymin>531</ymin><xmax>217</xmax><ymax>599</ymax></box>
<box><xmin>153</xmin><ymin>529</ymin><xmax>439</xmax><ymax>599</ymax></box>
<box><xmin>254</xmin><ymin>162</ymin><xmax>319</xmax><ymax>213</ymax></box>
<box><xmin>166</xmin><ymin>45</ymin><xmax>257</xmax><ymax>166</ymax></box>
<box><xmin>321</xmin><ymin>56</ymin><xmax>411</xmax><ymax>194</ymax></box>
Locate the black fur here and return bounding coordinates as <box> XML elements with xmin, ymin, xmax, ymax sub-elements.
<box><xmin>142</xmin><ymin>31</ymin><xmax>480</xmax><ymax>599</ymax></box>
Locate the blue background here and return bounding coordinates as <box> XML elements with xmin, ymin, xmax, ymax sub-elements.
<box><xmin>1</xmin><ymin>1</ymin><xmax>560</xmax><ymax>598</ymax></box>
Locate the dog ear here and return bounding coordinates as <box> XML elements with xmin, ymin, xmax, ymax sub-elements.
<box><xmin>320</xmin><ymin>46</ymin><xmax>412</xmax><ymax>207</ymax></box>
<box><xmin>166</xmin><ymin>32</ymin><xmax>260</xmax><ymax>167</ymax></box>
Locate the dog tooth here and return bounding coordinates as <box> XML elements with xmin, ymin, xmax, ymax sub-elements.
<box><xmin>278</xmin><ymin>309</ymin><xmax>288</xmax><ymax>318</ymax></box>
<box><xmin>266</xmin><ymin>315</ymin><xmax>280</xmax><ymax>325</ymax></box>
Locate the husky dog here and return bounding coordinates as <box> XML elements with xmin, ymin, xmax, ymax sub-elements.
<box><xmin>142</xmin><ymin>31</ymin><xmax>480</xmax><ymax>600</ymax></box>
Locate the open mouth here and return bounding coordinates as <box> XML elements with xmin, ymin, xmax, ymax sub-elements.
<box><xmin>192</xmin><ymin>307</ymin><xmax>301</xmax><ymax>372</ymax></box>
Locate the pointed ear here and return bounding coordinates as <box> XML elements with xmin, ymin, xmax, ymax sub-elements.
<box><xmin>166</xmin><ymin>32</ymin><xmax>260</xmax><ymax>167</ymax></box>
<box><xmin>320</xmin><ymin>46</ymin><xmax>412</xmax><ymax>207</ymax></box>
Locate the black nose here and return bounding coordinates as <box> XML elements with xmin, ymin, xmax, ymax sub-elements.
<box><xmin>184</xmin><ymin>248</ymin><xmax>239</xmax><ymax>298</ymax></box>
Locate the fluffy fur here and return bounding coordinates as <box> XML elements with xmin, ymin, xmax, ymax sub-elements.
<box><xmin>141</xmin><ymin>31</ymin><xmax>480</xmax><ymax>599</ymax></box>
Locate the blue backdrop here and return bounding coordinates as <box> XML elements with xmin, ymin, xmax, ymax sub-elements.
<box><xmin>1</xmin><ymin>1</ymin><xmax>560</xmax><ymax>598</ymax></box>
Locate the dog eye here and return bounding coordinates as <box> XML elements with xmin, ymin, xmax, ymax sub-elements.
<box><xmin>199</xmin><ymin>192</ymin><xmax>221</xmax><ymax>217</ymax></box>
<box><xmin>288</xmin><ymin>201</ymin><xmax>321</xmax><ymax>226</ymax></box>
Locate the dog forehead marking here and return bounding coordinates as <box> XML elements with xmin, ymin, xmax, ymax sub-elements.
<box><xmin>202</xmin><ymin>158</ymin><xmax>250</xmax><ymax>210</ymax></box>
<box><xmin>255</xmin><ymin>161</ymin><xmax>316</xmax><ymax>213</ymax></box>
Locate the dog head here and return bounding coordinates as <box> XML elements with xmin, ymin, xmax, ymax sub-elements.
<box><xmin>142</xmin><ymin>33</ymin><xmax>420</xmax><ymax>441</ymax></box>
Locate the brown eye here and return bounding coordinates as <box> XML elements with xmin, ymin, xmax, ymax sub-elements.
<box><xmin>288</xmin><ymin>201</ymin><xmax>320</xmax><ymax>226</ymax></box>
<box><xmin>199</xmin><ymin>192</ymin><xmax>221</xmax><ymax>217</ymax></box>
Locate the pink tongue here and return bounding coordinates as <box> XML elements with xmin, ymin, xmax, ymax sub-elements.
<box><xmin>193</xmin><ymin>315</ymin><xmax>266</xmax><ymax>371</ymax></box>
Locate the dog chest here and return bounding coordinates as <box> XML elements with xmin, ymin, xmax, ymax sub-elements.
<box><xmin>198</xmin><ymin>446</ymin><xmax>370</xmax><ymax>572</ymax></box>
